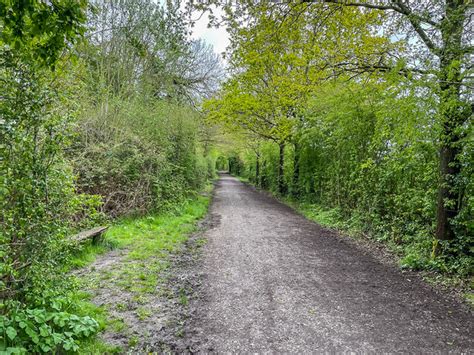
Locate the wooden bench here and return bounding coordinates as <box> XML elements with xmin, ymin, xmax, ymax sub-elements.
<box><xmin>71</xmin><ymin>226</ymin><xmax>108</xmax><ymax>244</ymax></box>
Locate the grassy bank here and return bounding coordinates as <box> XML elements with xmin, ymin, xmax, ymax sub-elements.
<box><xmin>71</xmin><ymin>191</ymin><xmax>212</xmax><ymax>352</ymax></box>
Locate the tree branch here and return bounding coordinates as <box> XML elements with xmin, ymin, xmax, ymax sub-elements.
<box><xmin>317</xmin><ymin>0</ymin><xmax>397</xmax><ymax>12</ymax></box>
<box><xmin>327</xmin><ymin>61</ymin><xmax>431</xmax><ymax>77</ymax></box>
<box><xmin>308</xmin><ymin>0</ymin><xmax>441</xmax><ymax>54</ymax></box>
<box><xmin>393</xmin><ymin>0</ymin><xmax>439</xmax><ymax>54</ymax></box>
<box><xmin>313</xmin><ymin>0</ymin><xmax>439</xmax><ymax>27</ymax></box>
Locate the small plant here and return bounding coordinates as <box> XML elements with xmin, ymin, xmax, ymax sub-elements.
<box><xmin>128</xmin><ymin>336</ymin><xmax>139</xmax><ymax>347</ymax></box>
<box><xmin>115</xmin><ymin>303</ymin><xmax>128</xmax><ymax>312</ymax></box>
<box><xmin>135</xmin><ymin>308</ymin><xmax>152</xmax><ymax>321</ymax></box>
<box><xmin>178</xmin><ymin>288</ymin><xmax>189</xmax><ymax>306</ymax></box>
<box><xmin>0</xmin><ymin>302</ymin><xmax>99</xmax><ymax>353</ymax></box>
<box><xmin>109</xmin><ymin>318</ymin><xmax>126</xmax><ymax>333</ymax></box>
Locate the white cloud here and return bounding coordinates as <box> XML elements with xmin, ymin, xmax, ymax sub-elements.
<box><xmin>156</xmin><ymin>0</ymin><xmax>230</xmax><ymax>59</ymax></box>
<box><xmin>189</xmin><ymin>8</ymin><xmax>230</xmax><ymax>59</ymax></box>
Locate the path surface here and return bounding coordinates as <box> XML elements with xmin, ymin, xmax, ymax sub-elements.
<box><xmin>188</xmin><ymin>175</ymin><xmax>473</xmax><ymax>353</ymax></box>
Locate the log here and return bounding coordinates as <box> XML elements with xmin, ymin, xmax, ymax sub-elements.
<box><xmin>71</xmin><ymin>226</ymin><xmax>108</xmax><ymax>244</ymax></box>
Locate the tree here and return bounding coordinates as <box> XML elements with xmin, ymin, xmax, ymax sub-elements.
<box><xmin>190</xmin><ymin>0</ymin><xmax>473</xmax><ymax>243</ymax></box>
<box><xmin>306</xmin><ymin>0</ymin><xmax>472</xmax><ymax>244</ymax></box>
<box><xmin>1</xmin><ymin>0</ymin><xmax>88</xmax><ymax>297</ymax></box>
<box><xmin>203</xmin><ymin>2</ymin><xmax>394</xmax><ymax>194</ymax></box>
<box><xmin>0</xmin><ymin>1</ymin><xmax>104</xmax><ymax>351</ymax></box>
<box><xmin>72</xmin><ymin>0</ymin><xmax>223</xmax><ymax>215</ymax></box>
<box><xmin>85</xmin><ymin>0</ymin><xmax>223</xmax><ymax>104</ymax></box>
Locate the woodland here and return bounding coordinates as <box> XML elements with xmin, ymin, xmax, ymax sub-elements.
<box><xmin>0</xmin><ymin>0</ymin><xmax>473</xmax><ymax>352</ymax></box>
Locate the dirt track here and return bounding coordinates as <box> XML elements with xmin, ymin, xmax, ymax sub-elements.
<box><xmin>185</xmin><ymin>175</ymin><xmax>473</xmax><ymax>353</ymax></box>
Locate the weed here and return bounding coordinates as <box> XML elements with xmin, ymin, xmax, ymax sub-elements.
<box><xmin>136</xmin><ymin>307</ymin><xmax>152</xmax><ymax>321</ymax></box>
<box><xmin>128</xmin><ymin>336</ymin><xmax>139</xmax><ymax>347</ymax></box>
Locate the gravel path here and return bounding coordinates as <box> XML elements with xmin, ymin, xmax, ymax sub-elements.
<box><xmin>187</xmin><ymin>175</ymin><xmax>473</xmax><ymax>353</ymax></box>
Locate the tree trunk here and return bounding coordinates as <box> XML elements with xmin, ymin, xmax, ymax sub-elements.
<box><xmin>256</xmin><ymin>153</ymin><xmax>260</xmax><ymax>187</ymax></box>
<box><xmin>435</xmin><ymin>145</ymin><xmax>461</xmax><ymax>241</ymax></box>
<box><xmin>434</xmin><ymin>1</ymin><xmax>469</xmax><ymax>241</ymax></box>
<box><xmin>278</xmin><ymin>142</ymin><xmax>286</xmax><ymax>195</ymax></box>
<box><xmin>292</xmin><ymin>142</ymin><xmax>300</xmax><ymax>197</ymax></box>
<box><xmin>261</xmin><ymin>159</ymin><xmax>267</xmax><ymax>189</ymax></box>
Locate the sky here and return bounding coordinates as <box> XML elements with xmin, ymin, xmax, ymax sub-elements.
<box><xmin>189</xmin><ymin>10</ymin><xmax>230</xmax><ymax>57</ymax></box>
<box><xmin>156</xmin><ymin>0</ymin><xmax>230</xmax><ymax>59</ymax></box>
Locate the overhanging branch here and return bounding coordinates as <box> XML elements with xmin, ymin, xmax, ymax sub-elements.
<box><xmin>301</xmin><ymin>0</ymin><xmax>441</xmax><ymax>55</ymax></box>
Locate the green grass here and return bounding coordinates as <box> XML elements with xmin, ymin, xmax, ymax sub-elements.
<box><xmin>135</xmin><ymin>307</ymin><xmax>152</xmax><ymax>320</ymax></box>
<box><xmin>72</xmin><ymin>193</ymin><xmax>211</xmax><ymax>351</ymax></box>
<box><xmin>101</xmin><ymin>195</ymin><xmax>210</xmax><ymax>294</ymax></box>
<box><xmin>236</xmin><ymin>176</ymin><xmax>250</xmax><ymax>183</ymax></box>
<box><xmin>107</xmin><ymin>195</ymin><xmax>209</xmax><ymax>252</ymax></box>
<box><xmin>466</xmin><ymin>291</ymin><xmax>474</xmax><ymax>307</ymax></box>
<box><xmin>70</xmin><ymin>290</ymin><xmax>123</xmax><ymax>353</ymax></box>
<box><xmin>290</xmin><ymin>201</ymin><xmax>345</xmax><ymax>229</ymax></box>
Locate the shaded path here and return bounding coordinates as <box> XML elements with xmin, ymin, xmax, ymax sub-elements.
<box><xmin>188</xmin><ymin>175</ymin><xmax>473</xmax><ymax>352</ymax></box>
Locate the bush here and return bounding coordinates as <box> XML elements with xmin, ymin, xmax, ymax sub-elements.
<box><xmin>70</xmin><ymin>98</ymin><xmax>212</xmax><ymax>217</ymax></box>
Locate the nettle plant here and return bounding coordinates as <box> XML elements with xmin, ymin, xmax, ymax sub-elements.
<box><xmin>0</xmin><ymin>304</ymin><xmax>99</xmax><ymax>353</ymax></box>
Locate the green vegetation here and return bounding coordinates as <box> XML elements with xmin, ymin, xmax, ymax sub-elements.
<box><xmin>1</xmin><ymin>0</ymin><xmax>219</xmax><ymax>352</ymax></box>
<box><xmin>88</xmin><ymin>195</ymin><xmax>210</xmax><ymax>295</ymax></box>
<box><xmin>74</xmin><ymin>194</ymin><xmax>210</xmax><ymax>351</ymax></box>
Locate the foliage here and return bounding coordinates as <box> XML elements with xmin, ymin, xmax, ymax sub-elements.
<box><xmin>225</xmin><ymin>78</ymin><xmax>473</xmax><ymax>277</ymax></box>
<box><xmin>70</xmin><ymin>97</ymin><xmax>213</xmax><ymax>216</ymax></box>
<box><xmin>0</xmin><ymin>1</ymin><xmax>105</xmax><ymax>353</ymax></box>
<box><xmin>0</xmin><ymin>0</ymin><xmax>87</xmax><ymax>67</ymax></box>
<box><xmin>1</xmin><ymin>0</ymin><xmax>220</xmax><ymax>352</ymax></box>
<box><xmin>0</xmin><ymin>302</ymin><xmax>99</xmax><ymax>353</ymax></box>
<box><xmin>70</xmin><ymin>0</ymin><xmax>221</xmax><ymax>217</ymax></box>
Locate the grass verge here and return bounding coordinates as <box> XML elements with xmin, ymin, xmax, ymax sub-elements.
<box><xmin>70</xmin><ymin>190</ymin><xmax>212</xmax><ymax>352</ymax></box>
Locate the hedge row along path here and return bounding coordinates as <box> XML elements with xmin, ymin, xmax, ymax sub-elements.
<box><xmin>185</xmin><ymin>175</ymin><xmax>473</xmax><ymax>352</ymax></box>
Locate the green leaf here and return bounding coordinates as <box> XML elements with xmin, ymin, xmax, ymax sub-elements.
<box><xmin>40</xmin><ymin>344</ymin><xmax>52</xmax><ymax>352</ymax></box>
<box><xmin>6</xmin><ymin>326</ymin><xmax>17</xmax><ymax>340</ymax></box>
<box><xmin>39</xmin><ymin>325</ymin><xmax>50</xmax><ymax>337</ymax></box>
<box><xmin>25</xmin><ymin>327</ymin><xmax>39</xmax><ymax>344</ymax></box>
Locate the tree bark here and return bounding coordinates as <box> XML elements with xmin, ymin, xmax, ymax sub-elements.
<box><xmin>292</xmin><ymin>142</ymin><xmax>300</xmax><ymax>197</ymax></box>
<box><xmin>228</xmin><ymin>157</ymin><xmax>233</xmax><ymax>175</ymax></box>
<box><xmin>278</xmin><ymin>142</ymin><xmax>286</xmax><ymax>195</ymax></box>
<box><xmin>435</xmin><ymin>0</ymin><xmax>469</xmax><ymax>241</ymax></box>
<box><xmin>256</xmin><ymin>152</ymin><xmax>261</xmax><ymax>187</ymax></box>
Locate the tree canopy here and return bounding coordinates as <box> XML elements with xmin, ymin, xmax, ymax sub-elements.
<box><xmin>198</xmin><ymin>0</ymin><xmax>473</xmax><ymax>267</ymax></box>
